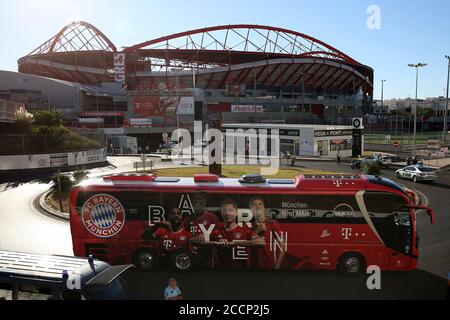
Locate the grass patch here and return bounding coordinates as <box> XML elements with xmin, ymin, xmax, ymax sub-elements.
<box><xmin>150</xmin><ymin>165</ymin><xmax>338</xmax><ymax>178</ymax></box>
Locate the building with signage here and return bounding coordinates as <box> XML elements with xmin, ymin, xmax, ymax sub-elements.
<box><xmin>6</xmin><ymin>21</ymin><xmax>373</xmax><ymax>150</ymax></box>
<box><xmin>0</xmin><ymin>70</ymin><xmax>127</xmax><ymax>127</ymax></box>
<box><xmin>222</xmin><ymin>123</ymin><xmax>362</xmax><ymax>158</ymax></box>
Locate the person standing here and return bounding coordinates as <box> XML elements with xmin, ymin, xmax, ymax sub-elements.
<box><xmin>337</xmin><ymin>150</ymin><xmax>341</xmax><ymax>165</ymax></box>
<box><xmin>164</xmin><ymin>278</ymin><xmax>183</xmax><ymax>300</ymax></box>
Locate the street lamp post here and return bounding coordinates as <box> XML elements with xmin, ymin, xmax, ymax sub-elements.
<box><xmin>381</xmin><ymin>79</ymin><xmax>386</xmax><ymax>133</ymax></box>
<box><xmin>443</xmin><ymin>55</ymin><xmax>450</xmax><ymax>142</ymax></box>
<box><xmin>408</xmin><ymin>63</ymin><xmax>427</xmax><ymax>156</ymax></box>
<box><xmin>381</xmin><ymin>79</ymin><xmax>386</xmax><ymax>110</ymax></box>
<box><xmin>96</xmin><ymin>94</ymin><xmax>99</xmax><ymax>130</ymax></box>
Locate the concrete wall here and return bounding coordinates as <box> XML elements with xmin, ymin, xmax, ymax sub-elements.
<box><xmin>0</xmin><ymin>147</ymin><xmax>106</xmax><ymax>170</ymax></box>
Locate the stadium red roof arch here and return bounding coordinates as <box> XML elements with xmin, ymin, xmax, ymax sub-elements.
<box><xmin>18</xmin><ymin>21</ymin><xmax>373</xmax><ymax>94</ymax></box>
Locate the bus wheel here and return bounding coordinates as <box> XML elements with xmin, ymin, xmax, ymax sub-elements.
<box><xmin>170</xmin><ymin>250</ymin><xmax>194</xmax><ymax>272</ymax></box>
<box><xmin>134</xmin><ymin>249</ymin><xmax>158</xmax><ymax>271</ymax></box>
<box><xmin>338</xmin><ymin>253</ymin><xmax>364</xmax><ymax>275</ymax></box>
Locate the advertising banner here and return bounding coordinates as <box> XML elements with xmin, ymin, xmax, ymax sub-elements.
<box><xmin>78</xmin><ymin>118</ymin><xmax>104</xmax><ymax>124</ymax></box>
<box><xmin>314</xmin><ymin>129</ymin><xmax>353</xmax><ymax>137</ymax></box>
<box><xmin>113</xmin><ymin>53</ymin><xmax>126</xmax><ymax>83</ymax></box>
<box><xmin>79</xmin><ymin>111</ymin><xmax>124</xmax><ymax>117</ymax></box>
<box><xmin>176</xmin><ymin>96</ymin><xmax>195</xmax><ymax>115</ymax></box>
<box><xmin>133</xmin><ymin>96</ymin><xmax>178</xmax><ymax>116</ymax></box>
<box><xmin>68</xmin><ymin>148</ymin><xmax>107</xmax><ymax>166</ymax></box>
<box><xmin>129</xmin><ymin>118</ymin><xmax>153</xmax><ymax>127</ymax></box>
<box><xmin>50</xmin><ymin>153</ymin><xmax>68</xmax><ymax>167</ymax></box>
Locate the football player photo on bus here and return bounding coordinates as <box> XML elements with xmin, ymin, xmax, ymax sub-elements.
<box><xmin>191</xmin><ymin>198</ymin><xmax>265</xmax><ymax>269</ymax></box>
<box><xmin>141</xmin><ymin>207</ymin><xmax>191</xmax><ymax>253</ymax></box>
<box><xmin>248</xmin><ymin>196</ymin><xmax>285</xmax><ymax>270</ymax></box>
<box><xmin>185</xmin><ymin>193</ymin><xmax>220</xmax><ymax>268</ymax></box>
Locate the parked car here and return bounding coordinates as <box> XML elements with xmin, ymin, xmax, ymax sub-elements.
<box><xmin>351</xmin><ymin>155</ymin><xmax>382</xmax><ymax>169</ymax></box>
<box><xmin>363</xmin><ymin>155</ymin><xmax>382</xmax><ymax>166</ymax></box>
<box><xmin>395</xmin><ymin>165</ymin><xmax>437</xmax><ymax>183</ymax></box>
<box><xmin>159</xmin><ymin>142</ymin><xmax>177</xmax><ymax>154</ymax></box>
<box><xmin>380</xmin><ymin>156</ymin><xmax>393</xmax><ymax>168</ymax></box>
<box><xmin>351</xmin><ymin>158</ymin><xmax>363</xmax><ymax>169</ymax></box>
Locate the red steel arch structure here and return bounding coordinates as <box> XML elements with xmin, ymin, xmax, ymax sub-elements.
<box><xmin>18</xmin><ymin>22</ymin><xmax>373</xmax><ymax>96</ymax></box>
<box><xmin>18</xmin><ymin>21</ymin><xmax>117</xmax><ymax>84</ymax></box>
<box><xmin>124</xmin><ymin>24</ymin><xmax>358</xmax><ymax>68</ymax></box>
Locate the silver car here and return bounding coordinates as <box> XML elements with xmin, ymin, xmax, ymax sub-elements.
<box><xmin>380</xmin><ymin>156</ymin><xmax>393</xmax><ymax>168</ymax></box>
<box><xmin>395</xmin><ymin>165</ymin><xmax>437</xmax><ymax>183</ymax></box>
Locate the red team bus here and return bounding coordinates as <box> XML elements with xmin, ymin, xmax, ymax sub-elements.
<box><xmin>69</xmin><ymin>173</ymin><xmax>434</xmax><ymax>274</ymax></box>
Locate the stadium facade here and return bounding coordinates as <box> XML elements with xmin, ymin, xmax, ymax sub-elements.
<box><xmin>3</xmin><ymin>21</ymin><xmax>373</xmax><ymax>149</ymax></box>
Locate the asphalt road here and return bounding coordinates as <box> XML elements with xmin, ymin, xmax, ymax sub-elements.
<box><xmin>0</xmin><ymin>177</ymin><xmax>73</xmax><ymax>255</ymax></box>
<box><xmin>0</xmin><ymin>158</ymin><xmax>448</xmax><ymax>299</ymax></box>
<box><xmin>123</xmin><ymin>268</ymin><xmax>447</xmax><ymax>300</ymax></box>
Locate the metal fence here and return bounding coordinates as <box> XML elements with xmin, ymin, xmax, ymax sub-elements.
<box><xmin>0</xmin><ymin>133</ymin><xmax>105</xmax><ymax>155</ymax></box>
<box><xmin>364</xmin><ymin>114</ymin><xmax>443</xmax><ymax>137</ymax></box>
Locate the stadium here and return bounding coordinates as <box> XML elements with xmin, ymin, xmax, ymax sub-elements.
<box><xmin>4</xmin><ymin>21</ymin><xmax>373</xmax><ymax>149</ymax></box>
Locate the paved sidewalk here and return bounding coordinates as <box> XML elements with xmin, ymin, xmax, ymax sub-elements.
<box><xmin>87</xmin><ymin>156</ymin><xmax>204</xmax><ymax>178</ymax></box>
<box><xmin>393</xmin><ymin>157</ymin><xmax>450</xmax><ymax>170</ymax></box>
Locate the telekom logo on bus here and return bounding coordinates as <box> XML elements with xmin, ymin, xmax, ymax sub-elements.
<box><xmin>81</xmin><ymin>194</ymin><xmax>125</xmax><ymax>238</ymax></box>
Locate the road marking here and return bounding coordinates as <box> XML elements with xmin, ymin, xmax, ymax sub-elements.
<box><xmin>399</xmin><ymin>183</ymin><xmax>429</xmax><ymax>206</ymax></box>
<box><xmin>414</xmin><ymin>188</ymin><xmax>429</xmax><ymax>207</ymax></box>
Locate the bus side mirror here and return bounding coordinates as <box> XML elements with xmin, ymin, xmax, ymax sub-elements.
<box><xmin>426</xmin><ymin>208</ymin><xmax>435</xmax><ymax>225</ymax></box>
<box><xmin>405</xmin><ymin>205</ymin><xmax>435</xmax><ymax>224</ymax></box>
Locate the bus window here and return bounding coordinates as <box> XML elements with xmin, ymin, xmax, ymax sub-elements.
<box><xmin>363</xmin><ymin>192</ymin><xmax>412</xmax><ymax>254</ymax></box>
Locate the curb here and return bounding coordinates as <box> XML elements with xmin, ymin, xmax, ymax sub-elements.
<box><xmin>401</xmin><ymin>184</ymin><xmax>428</xmax><ymax>206</ymax></box>
<box><xmin>38</xmin><ymin>190</ymin><xmax>69</xmax><ymax>220</ymax></box>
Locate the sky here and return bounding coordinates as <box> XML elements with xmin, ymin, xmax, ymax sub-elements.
<box><xmin>1</xmin><ymin>0</ymin><xmax>449</xmax><ymax>100</ymax></box>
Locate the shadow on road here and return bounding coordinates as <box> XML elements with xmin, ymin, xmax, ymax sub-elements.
<box><xmin>0</xmin><ymin>173</ymin><xmax>52</xmax><ymax>192</ymax></box>
<box><xmin>427</xmin><ymin>181</ymin><xmax>450</xmax><ymax>190</ymax></box>
<box><xmin>123</xmin><ymin>268</ymin><xmax>447</xmax><ymax>300</ymax></box>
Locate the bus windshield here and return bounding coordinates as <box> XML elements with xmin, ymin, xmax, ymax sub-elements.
<box><xmin>363</xmin><ymin>192</ymin><xmax>412</xmax><ymax>255</ymax></box>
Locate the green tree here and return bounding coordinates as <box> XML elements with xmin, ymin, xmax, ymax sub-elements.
<box><xmin>14</xmin><ymin>109</ymin><xmax>34</xmax><ymax>134</ymax></box>
<box><xmin>32</xmin><ymin>110</ymin><xmax>64</xmax><ymax>127</ymax></box>
<box><xmin>364</xmin><ymin>162</ymin><xmax>381</xmax><ymax>175</ymax></box>
<box><xmin>50</xmin><ymin>172</ymin><xmax>73</xmax><ymax>199</ymax></box>
<box><xmin>417</xmin><ymin>107</ymin><xmax>433</xmax><ymax>118</ymax></box>
<box><xmin>72</xmin><ymin>167</ymin><xmax>89</xmax><ymax>184</ymax></box>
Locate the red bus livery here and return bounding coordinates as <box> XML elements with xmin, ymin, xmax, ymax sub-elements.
<box><xmin>69</xmin><ymin>173</ymin><xmax>434</xmax><ymax>274</ymax></box>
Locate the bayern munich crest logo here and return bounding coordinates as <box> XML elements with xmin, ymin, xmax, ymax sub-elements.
<box><xmin>81</xmin><ymin>194</ymin><xmax>125</xmax><ymax>238</ymax></box>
